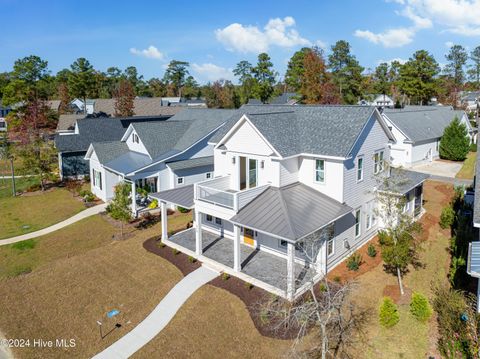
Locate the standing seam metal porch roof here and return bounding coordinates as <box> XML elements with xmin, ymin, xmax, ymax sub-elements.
<box><xmin>149</xmin><ymin>185</ymin><xmax>195</xmax><ymax>209</ymax></box>
<box><xmin>230</xmin><ymin>182</ymin><xmax>353</xmax><ymax>241</ymax></box>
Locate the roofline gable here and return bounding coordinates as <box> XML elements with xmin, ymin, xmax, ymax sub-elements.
<box><xmin>214</xmin><ymin>114</ymin><xmax>282</xmax><ymax>158</ymax></box>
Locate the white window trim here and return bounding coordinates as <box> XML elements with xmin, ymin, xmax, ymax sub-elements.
<box><xmin>355</xmin><ymin>208</ymin><xmax>361</xmax><ymax>238</ymax></box>
<box><xmin>327</xmin><ymin>238</ymin><xmax>334</xmax><ymax>257</ymax></box>
<box><xmin>206</xmin><ymin>214</ymin><xmax>213</xmax><ymax>222</ymax></box>
<box><xmin>374</xmin><ymin>150</ymin><xmax>384</xmax><ymax>175</ymax></box>
<box><xmin>314</xmin><ymin>158</ymin><xmax>326</xmax><ymax>184</ymax></box>
<box><xmin>177</xmin><ymin>177</ymin><xmax>184</xmax><ymax>185</ymax></box>
<box><xmin>215</xmin><ymin>217</ymin><xmax>222</xmax><ymax>225</ymax></box>
<box><xmin>205</xmin><ymin>172</ymin><xmax>212</xmax><ymax>179</ymax></box>
<box><xmin>356</xmin><ymin>155</ymin><xmax>364</xmax><ymax>182</ymax></box>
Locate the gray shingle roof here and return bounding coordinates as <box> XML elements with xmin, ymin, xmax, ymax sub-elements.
<box><xmin>166</xmin><ymin>156</ymin><xmax>214</xmax><ymax>172</ymax></box>
<box><xmin>91</xmin><ymin>97</ymin><xmax>184</xmax><ymax>117</ymax></box>
<box><xmin>380</xmin><ymin>168</ymin><xmax>429</xmax><ymax>194</ymax></box>
<box><xmin>270</xmin><ymin>92</ymin><xmax>300</xmax><ymax>105</ymax></box>
<box><xmin>90</xmin><ymin>141</ymin><xmax>129</xmax><ymax>164</ymax></box>
<box><xmin>56</xmin><ymin>114</ymin><xmax>85</xmax><ymax>132</ymax></box>
<box><xmin>230</xmin><ymin>182</ymin><xmax>353</xmax><ymax>241</ymax></box>
<box><xmin>384</xmin><ymin>107</ymin><xmax>468</xmax><ymax>143</ymax></box>
<box><xmin>210</xmin><ymin>105</ymin><xmax>384</xmax><ymax>158</ymax></box>
<box><xmin>54</xmin><ymin>116</ymin><xmax>171</xmax><ymax>153</ymax></box>
<box><xmin>149</xmin><ymin>184</ymin><xmax>195</xmax><ymax>208</ymax></box>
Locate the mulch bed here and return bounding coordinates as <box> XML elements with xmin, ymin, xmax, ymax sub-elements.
<box><xmin>382</xmin><ymin>284</ymin><xmax>412</xmax><ymax>305</ymax></box>
<box><xmin>209</xmin><ymin>275</ymin><xmax>300</xmax><ymax>340</ymax></box>
<box><xmin>327</xmin><ymin>236</ymin><xmax>383</xmax><ymax>283</ymax></box>
<box><xmin>143</xmin><ymin>237</ymin><xmax>200</xmax><ymax>276</ymax></box>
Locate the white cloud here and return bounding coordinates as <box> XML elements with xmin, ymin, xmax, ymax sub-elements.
<box><xmin>315</xmin><ymin>39</ymin><xmax>327</xmax><ymax>50</ymax></box>
<box><xmin>129</xmin><ymin>45</ymin><xmax>164</xmax><ymax>60</ymax></box>
<box><xmin>354</xmin><ymin>28</ymin><xmax>416</xmax><ymax>47</ymax></box>
<box><xmin>191</xmin><ymin>63</ymin><xmax>234</xmax><ymax>82</ymax></box>
<box><xmin>377</xmin><ymin>57</ymin><xmax>408</xmax><ymax>65</ymax></box>
<box><xmin>215</xmin><ymin>16</ymin><xmax>311</xmax><ymax>53</ymax></box>
<box><xmin>445</xmin><ymin>41</ymin><xmax>454</xmax><ymax>48</ymax></box>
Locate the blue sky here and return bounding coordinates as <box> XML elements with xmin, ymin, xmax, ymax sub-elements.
<box><xmin>2</xmin><ymin>0</ymin><xmax>480</xmax><ymax>83</ymax></box>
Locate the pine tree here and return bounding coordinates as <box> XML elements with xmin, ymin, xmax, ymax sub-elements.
<box><xmin>439</xmin><ymin>116</ymin><xmax>470</xmax><ymax>161</ymax></box>
<box><xmin>252</xmin><ymin>53</ymin><xmax>276</xmax><ymax>103</ymax></box>
<box><xmin>68</xmin><ymin>58</ymin><xmax>95</xmax><ymax>114</ymax></box>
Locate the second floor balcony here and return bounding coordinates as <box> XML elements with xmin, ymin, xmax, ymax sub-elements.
<box><xmin>195</xmin><ymin>175</ymin><xmax>269</xmax><ymax>212</ymax></box>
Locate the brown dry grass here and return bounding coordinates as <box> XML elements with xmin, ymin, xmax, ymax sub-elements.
<box><xmin>0</xmin><ymin>213</ymin><xmax>192</xmax><ymax>359</ymax></box>
<box><xmin>133</xmin><ymin>285</ymin><xmax>292</xmax><ymax>359</ymax></box>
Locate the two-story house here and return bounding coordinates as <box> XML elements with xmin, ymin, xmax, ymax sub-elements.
<box><xmin>151</xmin><ymin>105</ymin><xmax>428</xmax><ymax>300</ymax></box>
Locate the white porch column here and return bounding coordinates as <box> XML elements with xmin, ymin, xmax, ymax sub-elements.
<box><xmin>131</xmin><ymin>181</ymin><xmax>137</xmax><ymax>217</ymax></box>
<box><xmin>233</xmin><ymin>225</ymin><xmax>241</xmax><ymax>272</ymax></box>
<box><xmin>195</xmin><ymin>210</ymin><xmax>203</xmax><ymax>255</ymax></box>
<box><xmin>161</xmin><ymin>201</ymin><xmax>168</xmax><ymax>242</ymax></box>
<box><xmin>287</xmin><ymin>242</ymin><xmax>295</xmax><ymax>300</ymax></box>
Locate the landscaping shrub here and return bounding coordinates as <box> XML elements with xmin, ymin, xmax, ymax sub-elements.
<box><xmin>439</xmin><ymin>117</ymin><xmax>470</xmax><ymax>161</ymax></box>
<box><xmin>318</xmin><ymin>283</ymin><xmax>327</xmax><ymax>292</ymax></box>
<box><xmin>379</xmin><ymin>297</ymin><xmax>400</xmax><ymax>328</ymax></box>
<box><xmin>470</xmin><ymin>143</ymin><xmax>477</xmax><ymax>152</ymax></box>
<box><xmin>410</xmin><ymin>292</ymin><xmax>432</xmax><ymax>322</ymax></box>
<box><xmin>244</xmin><ymin>281</ymin><xmax>254</xmax><ymax>290</ymax></box>
<box><xmin>172</xmin><ymin>248</ymin><xmax>179</xmax><ymax>255</ymax></box>
<box><xmin>177</xmin><ymin>206</ymin><xmax>190</xmax><ymax>213</ymax></box>
<box><xmin>333</xmin><ymin>276</ymin><xmax>341</xmax><ymax>283</ymax></box>
<box><xmin>135</xmin><ymin>212</ymin><xmax>159</xmax><ymax>229</ymax></box>
<box><xmin>188</xmin><ymin>256</ymin><xmax>196</xmax><ymax>263</ymax></box>
<box><xmin>367</xmin><ymin>244</ymin><xmax>377</xmax><ymax>257</ymax></box>
<box><xmin>346</xmin><ymin>252</ymin><xmax>362</xmax><ymax>271</ymax></box>
<box><xmin>148</xmin><ymin>199</ymin><xmax>158</xmax><ymax>209</ymax></box>
<box><xmin>11</xmin><ymin>239</ymin><xmax>36</xmax><ymax>251</ymax></box>
<box><xmin>222</xmin><ymin>273</ymin><xmax>230</xmax><ymax>281</ymax></box>
<box><xmin>439</xmin><ymin>206</ymin><xmax>455</xmax><ymax>229</ymax></box>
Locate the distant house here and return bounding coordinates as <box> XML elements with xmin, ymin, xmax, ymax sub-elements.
<box><xmin>84</xmin><ymin>109</ymin><xmax>236</xmax><ymax>215</ymax></box>
<box><xmin>460</xmin><ymin>91</ymin><xmax>480</xmax><ymax>111</ymax></box>
<box><xmin>160</xmin><ymin>97</ymin><xmax>207</xmax><ymax>107</ymax></box>
<box><xmin>54</xmin><ymin>115</ymin><xmax>173</xmax><ymax>179</ymax></box>
<box><xmin>383</xmin><ymin>106</ymin><xmax>474</xmax><ymax>167</ymax></box>
<box><xmin>270</xmin><ymin>92</ymin><xmax>300</xmax><ymax>105</ymax></box>
<box><xmin>358</xmin><ymin>94</ymin><xmax>395</xmax><ymax>107</ymax></box>
<box><xmin>0</xmin><ymin>102</ymin><xmax>11</xmax><ymax>132</ymax></box>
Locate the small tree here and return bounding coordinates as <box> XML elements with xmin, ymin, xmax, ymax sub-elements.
<box><xmin>114</xmin><ymin>79</ymin><xmax>135</xmax><ymax>117</ymax></box>
<box><xmin>410</xmin><ymin>292</ymin><xmax>432</xmax><ymax>322</ymax></box>
<box><xmin>439</xmin><ymin>206</ymin><xmax>455</xmax><ymax>229</ymax></box>
<box><xmin>375</xmin><ymin>166</ymin><xmax>423</xmax><ymax>295</ymax></box>
<box><xmin>439</xmin><ymin>117</ymin><xmax>470</xmax><ymax>161</ymax></box>
<box><xmin>379</xmin><ymin>297</ymin><xmax>400</xmax><ymax>328</ymax></box>
<box><xmin>106</xmin><ymin>182</ymin><xmax>132</xmax><ymax>239</ymax></box>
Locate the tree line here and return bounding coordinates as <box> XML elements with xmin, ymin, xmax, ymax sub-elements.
<box><xmin>1</xmin><ymin>40</ymin><xmax>480</xmax><ymax>111</ymax></box>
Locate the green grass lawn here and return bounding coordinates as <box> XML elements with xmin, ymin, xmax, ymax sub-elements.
<box><xmin>456</xmin><ymin>151</ymin><xmax>476</xmax><ymax>179</ymax></box>
<box><xmin>0</xmin><ymin>176</ymin><xmax>41</xmax><ymax>198</ymax></box>
<box><xmin>0</xmin><ymin>180</ymin><xmax>86</xmax><ymax>239</ymax></box>
<box><xmin>0</xmin><ymin>215</ymin><xmax>117</xmax><ymax>279</ymax></box>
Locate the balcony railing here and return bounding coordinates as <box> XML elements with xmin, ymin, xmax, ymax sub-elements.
<box><xmin>195</xmin><ymin>176</ymin><xmax>269</xmax><ymax>211</ymax></box>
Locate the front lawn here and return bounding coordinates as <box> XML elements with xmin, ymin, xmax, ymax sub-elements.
<box><xmin>0</xmin><ymin>182</ymin><xmax>87</xmax><ymax>239</ymax></box>
<box><xmin>455</xmin><ymin>151</ymin><xmax>476</xmax><ymax>179</ymax></box>
<box><xmin>0</xmin><ymin>214</ymin><xmax>187</xmax><ymax>358</ymax></box>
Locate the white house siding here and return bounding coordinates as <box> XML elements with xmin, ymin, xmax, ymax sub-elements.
<box><xmin>278</xmin><ymin>157</ymin><xmax>299</xmax><ymax>187</ymax></box>
<box><xmin>125</xmin><ymin>129</ymin><xmax>150</xmax><ymax>155</ymax></box>
<box><xmin>331</xmin><ymin>115</ymin><xmax>391</xmax><ymax>270</ymax></box>
<box><xmin>411</xmin><ymin>139</ymin><xmax>439</xmax><ymax>164</ymax></box>
<box><xmin>105</xmin><ymin>169</ymin><xmax>120</xmax><ymax>200</ymax></box>
<box><xmin>297</xmin><ymin>156</ymin><xmax>344</xmax><ymax>203</ymax></box>
<box><xmin>223</xmin><ymin>119</ymin><xmax>275</xmax><ymax>157</ymax></box>
<box><xmin>89</xmin><ymin>152</ymin><xmax>107</xmax><ymax>201</ymax></box>
<box><xmin>173</xmin><ymin>167</ymin><xmax>213</xmax><ymax>188</ymax></box>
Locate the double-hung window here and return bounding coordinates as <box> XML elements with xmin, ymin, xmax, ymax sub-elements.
<box><xmin>357</xmin><ymin>156</ymin><xmax>364</xmax><ymax>182</ymax></box>
<box><xmin>355</xmin><ymin>209</ymin><xmax>361</xmax><ymax>237</ymax></box>
<box><xmin>93</xmin><ymin>169</ymin><xmax>102</xmax><ymax>190</ymax></box>
<box><xmin>315</xmin><ymin>159</ymin><xmax>325</xmax><ymax>183</ymax></box>
<box><xmin>177</xmin><ymin>177</ymin><xmax>184</xmax><ymax>185</ymax></box>
<box><xmin>327</xmin><ymin>239</ymin><xmax>334</xmax><ymax>257</ymax></box>
<box><xmin>374</xmin><ymin>151</ymin><xmax>384</xmax><ymax>174</ymax></box>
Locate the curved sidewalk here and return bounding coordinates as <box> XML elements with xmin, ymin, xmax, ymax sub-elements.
<box><xmin>0</xmin><ymin>203</ymin><xmax>108</xmax><ymax>246</ymax></box>
<box><xmin>93</xmin><ymin>265</ymin><xmax>219</xmax><ymax>359</ymax></box>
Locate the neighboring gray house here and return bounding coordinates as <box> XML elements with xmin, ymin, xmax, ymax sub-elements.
<box><xmin>383</xmin><ymin>106</ymin><xmax>474</xmax><ymax>167</ymax></box>
<box><xmin>151</xmin><ymin>105</ymin><xmax>427</xmax><ymax>300</ymax></box>
<box><xmin>85</xmin><ymin>109</ymin><xmax>236</xmax><ymax>213</ymax></box>
<box><xmin>54</xmin><ymin>116</ymin><xmax>172</xmax><ymax>179</ymax></box>
<box><xmin>358</xmin><ymin>94</ymin><xmax>395</xmax><ymax>107</ymax></box>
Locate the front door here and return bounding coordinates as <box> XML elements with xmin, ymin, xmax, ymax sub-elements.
<box><xmin>243</xmin><ymin>228</ymin><xmax>255</xmax><ymax>246</ymax></box>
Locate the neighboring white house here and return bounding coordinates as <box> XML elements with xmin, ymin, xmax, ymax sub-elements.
<box><xmin>151</xmin><ymin>105</ymin><xmax>427</xmax><ymax>300</ymax></box>
<box><xmin>84</xmin><ymin>109</ymin><xmax>236</xmax><ymax>214</ymax></box>
<box><xmin>383</xmin><ymin>106</ymin><xmax>474</xmax><ymax>167</ymax></box>
<box><xmin>358</xmin><ymin>94</ymin><xmax>395</xmax><ymax>107</ymax></box>
<box><xmin>468</xmin><ymin>141</ymin><xmax>480</xmax><ymax>312</ymax></box>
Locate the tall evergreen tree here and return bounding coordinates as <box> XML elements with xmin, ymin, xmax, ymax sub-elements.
<box><xmin>327</xmin><ymin>40</ymin><xmax>364</xmax><ymax>104</ymax></box>
<box><xmin>252</xmin><ymin>53</ymin><xmax>276</xmax><ymax>103</ymax></box>
<box><xmin>468</xmin><ymin>46</ymin><xmax>480</xmax><ymax>89</ymax></box>
<box><xmin>373</xmin><ymin>62</ymin><xmax>390</xmax><ymax>96</ymax></box>
<box><xmin>68</xmin><ymin>58</ymin><xmax>95</xmax><ymax>114</ymax></box>
<box><xmin>285</xmin><ymin>47</ymin><xmax>310</xmax><ymax>92</ymax></box>
<box><xmin>445</xmin><ymin>45</ymin><xmax>468</xmax><ymax>87</ymax></box>
<box><xmin>163</xmin><ymin>60</ymin><xmax>190</xmax><ymax>97</ymax></box>
<box><xmin>233</xmin><ymin>60</ymin><xmax>255</xmax><ymax>104</ymax></box>
<box><xmin>439</xmin><ymin>117</ymin><xmax>470</xmax><ymax>161</ymax></box>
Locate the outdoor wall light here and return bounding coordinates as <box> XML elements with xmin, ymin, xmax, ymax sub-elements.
<box><xmin>261</xmin><ymin>160</ymin><xmax>265</xmax><ymax>168</ymax></box>
<box><xmin>232</xmin><ymin>157</ymin><xmax>236</xmax><ymax>164</ymax></box>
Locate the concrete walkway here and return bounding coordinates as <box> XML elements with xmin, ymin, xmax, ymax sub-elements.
<box><xmin>93</xmin><ymin>266</ymin><xmax>219</xmax><ymax>359</ymax></box>
<box><xmin>0</xmin><ymin>203</ymin><xmax>107</xmax><ymax>246</ymax></box>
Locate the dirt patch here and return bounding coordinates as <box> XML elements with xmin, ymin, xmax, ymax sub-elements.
<box><xmin>382</xmin><ymin>284</ymin><xmax>412</xmax><ymax>305</ymax></box>
<box><xmin>327</xmin><ymin>236</ymin><xmax>382</xmax><ymax>283</ymax></box>
<box><xmin>143</xmin><ymin>237</ymin><xmax>200</xmax><ymax>276</ymax></box>
<box><xmin>209</xmin><ymin>275</ymin><xmax>298</xmax><ymax>340</ymax></box>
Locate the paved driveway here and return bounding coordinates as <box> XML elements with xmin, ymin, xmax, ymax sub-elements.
<box><xmin>410</xmin><ymin>160</ymin><xmax>462</xmax><ymax>178</ymax></box>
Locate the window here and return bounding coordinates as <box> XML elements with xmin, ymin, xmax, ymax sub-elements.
<box><xmin>279</xmin><ymin>239</ymin><xmax>288</xmax><ymax>248</ymax></box>
<box><xmin>205</xmin><ymin>172</ymin><xmax>212</xmax><ymax>179</ymax></box>
<box><xmin>355</xmin><ymin>209</ymin><xmax>361</xmax><ymax>237</ymax></box>
<box><xmin>215</xmin><ymin>217</ymin><xmax>222</xmax><ymax>225</ymax></box>
<box><xmin>93</xmin><ymin>169</ymin><xmax>102</xmax><ymax>190</ymax></box>
<box><xmin>404</xmin><ymin>193</ymin><xmax>411</xmax><ymax>213</ymax></box>
<box><xmin>315</xmin><ymin>159</ymin><xmax>325</xmax><ymax>183</ymax></box>
<box><xmin>357</xmin><ymin>157</ymin><xmax>364</xmax><ymax>182</ymax></box>
<box><xmin>436</xmin><ymin>139</ymin><xmax>440</xmax><ymax>152</ymax></box>
<box><xmin>206</xmin><ymin>214</ymin><xmax>213</xmax><ymax>222</ymax></box>
<box><xmin>327</xmin><ymin>239</ymin><xmax>334</xmax><ymax>256</ymax></box>
<box><xmin>374</xmin><ymin>151</ymin><xmax>384</xmax><ymax>174</ymax></box>
<box><xmin>177</xmin><ymin>177</ymin><xmax>184</xmax><ymax>185</ymax></box>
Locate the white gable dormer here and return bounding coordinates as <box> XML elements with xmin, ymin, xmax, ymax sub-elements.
<box><xmin>122</xmin><ymin>125</ymin><xmax>150</xmax><ymax>156</ymax></box>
